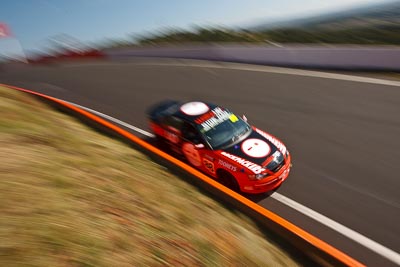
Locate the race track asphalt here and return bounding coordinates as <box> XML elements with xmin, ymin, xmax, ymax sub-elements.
<box><xmin>1</xmin><ymin>59</ymin><xmax>399</xmax><ymax>266</ymax></box>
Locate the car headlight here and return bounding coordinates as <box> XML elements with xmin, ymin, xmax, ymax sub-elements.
<box><xmin>248</xmin><ymin>173</ymin><xmax>269</xmax><ymax>180</ymax></box>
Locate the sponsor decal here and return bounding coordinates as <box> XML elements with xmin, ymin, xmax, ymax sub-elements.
<box><xmin>195</xmin><ymin>110</ymin><xmax>214</xmax><ymax>124</ymax></box>
<box><xmin>180</xmin><ymin>102</ymin><xmax>209</xmax><ymax>116</ymax></box>
<box><xmin>182</xmin><ymin>142</ymin><xmax>202</xmax><ymax>166</ymax></box>
<box><xmin>241</xmin><ymin>138</ymin><xmax>270</xmax><ymax>158</ymax></box>
<box><xmin>218</xmin><ymin>159</ymin><xmax>237</xmax><ymax>172</ymax></box>
<box><xmin>203</xmin><ymin>158</ymin><xmax>216</xmax><ymax>174</ymax></box>
<box><xmin>229</xmin><ymin>114</ymin><xmax>239</xmax><ymax>123</ymax></box>
<box><xmin>221</xmin><ymin>151</ymin><xmax>266</xmax><ymax>174</ymax></box>
<box><xmin>196</xmin><ymin>107</ymin><xmax>234</xmax><ymax>132</ymax></box>
<box><xmin>255</xmin><ymin>128</ymin><xmax>287</xmax><ymax>155</ymax></box>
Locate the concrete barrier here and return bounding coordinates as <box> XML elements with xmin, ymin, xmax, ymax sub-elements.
<box><xmin>104</xmin><ymin>44</ymin><xmax>400</xmax><ymax>71</ymax></box>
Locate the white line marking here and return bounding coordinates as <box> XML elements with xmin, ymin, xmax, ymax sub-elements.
<box><xmin>64</xmin><ymin>59</ymin><xmax>400</xmax><ymax>87</ymax></box>
<box><xmin>270</xmin><ymin>192</ymin><xmax>400</xmax><ymax>265</ymax></box>
<box><xmin>142</xmin><ymin>61</ymin><xmax>400</xmax><ymax>87</ymax></box>
<box><xmin>61</xmin><ymin>99</ymin><xmax>400</xmax><ymax>265</ymax></box>
<box><xmin>64</xmin><ymin>101</ymin><xmax>154</xmax><ymax>138</ymax></box>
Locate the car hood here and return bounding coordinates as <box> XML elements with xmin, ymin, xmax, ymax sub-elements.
<box><xmin>219</xmin><ymin>127</ymin><xmax>287</xmax><ymax>167</ymax></box>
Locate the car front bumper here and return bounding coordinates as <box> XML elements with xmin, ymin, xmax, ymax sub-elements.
<box><xmin>242</xmin><ymin>154</ymin><xmax>292</xmax><ymax>194</ymax></box>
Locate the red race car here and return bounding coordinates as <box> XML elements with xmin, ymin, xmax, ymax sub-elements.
<box><xmin>148</xmin><ymin>100</ymin><xmax>291</xmax><ymax>194</ymax></box>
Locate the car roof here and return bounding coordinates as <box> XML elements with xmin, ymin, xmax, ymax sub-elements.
<box><xmin>173</xmin><ymin>101</ymin><xmax>220</xmax><ymax>123</ymax></box>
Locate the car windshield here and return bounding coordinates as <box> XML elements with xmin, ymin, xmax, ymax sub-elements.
<box><xmin>199</xmin><ymin>115</ymin><xmax>251</xmax><ymax>150</ymax></box>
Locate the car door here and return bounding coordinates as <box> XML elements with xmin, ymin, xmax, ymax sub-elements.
<box><xmin>180</xmin><ymin>122</ymin><xmax>217</xmax><ymax>176</ymax></box>
<box><xmin>180</xmin><ymin>122</ymin><xmax>203</xmax><ymax>167</ymax></box>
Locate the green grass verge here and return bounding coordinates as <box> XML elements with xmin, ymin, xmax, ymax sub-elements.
<box><xmin>0</xmin><ymin>86</ymin><xmax>302</xmax><ymax>266</ymax></box>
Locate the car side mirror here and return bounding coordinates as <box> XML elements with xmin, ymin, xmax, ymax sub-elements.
<box><xmin>194</xmin><ymin>143</ymin><xmax>205</xmax><ymax>149</ymax></box>
<box><xmin>242</xmin><ymin>115</ymin><xmax>248</xmax><ymax>122</ymax></box>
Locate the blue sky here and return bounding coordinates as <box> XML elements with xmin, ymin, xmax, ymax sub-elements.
<box><xmin>0</xmin><ymin>0</ymin><xmax>391</xmax><ymax>54</ymax></box>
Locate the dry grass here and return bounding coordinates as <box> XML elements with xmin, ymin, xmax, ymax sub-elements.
<box><xmin>0</xmin><ymin>86</ymin><xmax>302</xmax><ymax>266</ymax></box>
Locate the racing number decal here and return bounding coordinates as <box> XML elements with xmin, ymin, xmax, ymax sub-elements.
<box><xmin>241</xmin><ymin>138</ymin><xmax>270</xmax><ymax>158</ymax></box>
<box><xmin>203</xmin><ymin>158</ymin><xmax>215</xmax><ymax>174</ymax></box>
<box><xmin>182</xmin><ymin>143</ymin><xmax>202</xmax><ymax>167</ymax></box>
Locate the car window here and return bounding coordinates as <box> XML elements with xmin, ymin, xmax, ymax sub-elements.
<box><xmin>201</xmin><ymin>117</ymin><xmax>251</xmax><ymax>150</ymax></box>
<box><xmin>162</xmin><ymin>115</ymin><xmax>183</xmax><ymax>130</ymax></box>
<box><xmin>182</xmin><ymin>122</ymin><xmax>201</xmax><ymax>144</ymax></box>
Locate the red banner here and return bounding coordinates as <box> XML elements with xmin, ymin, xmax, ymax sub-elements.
<box><xmin>0</xmin><ymin>23</ymin><xmax>12</xmax><ymax>38</ymax></box>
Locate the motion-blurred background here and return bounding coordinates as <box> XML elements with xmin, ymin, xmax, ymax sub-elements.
<box><xmin>1</xmin><ymin>0</ymin><xmax>399</xmax><ymax>63</ymax></box>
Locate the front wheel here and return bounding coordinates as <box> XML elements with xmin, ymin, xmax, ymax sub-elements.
<box><xmin>219</xmin><ymin>171</ymin><xmax>240</xmax><ymax>192</ymax></box>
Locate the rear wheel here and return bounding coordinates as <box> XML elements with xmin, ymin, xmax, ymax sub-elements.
<box><xmin>153</xmin><ymin>134</ymin><xmax>168</xmax><ymax>149</ymax></box>
<box><xmin>217</xmin><ymin>170</ymin><xmax>240</xmax><ymax>192</ymax></box>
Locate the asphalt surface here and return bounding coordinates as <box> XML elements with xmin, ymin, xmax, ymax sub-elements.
<box><xmin>1</xmin><ymin>59</ymin><xmax>399</xmax><ymax>266</ymax></box>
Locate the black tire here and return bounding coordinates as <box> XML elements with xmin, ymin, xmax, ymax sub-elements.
<box><xmin>218</xmin><ymin>170</ymin><xmax>240</xmax><ymax>192</ymax></box>
<box><xmin>153</xmin><ymin>135</ymin><xmax>173</xmax><ymax>155</ymax></box>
